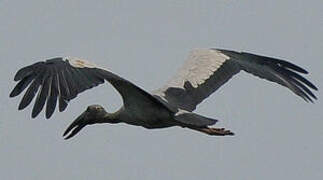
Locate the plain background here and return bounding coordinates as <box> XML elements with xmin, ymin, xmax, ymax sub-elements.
<box><xmin>0</xmin><ymin>0</ymin><xmax>322</xmax><ymax>179</ymax></box>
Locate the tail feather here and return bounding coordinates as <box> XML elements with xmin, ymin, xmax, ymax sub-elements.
<box><xmin>174</xmin><ymin>110</ymin><xmax>217</xmax><ymax>127</ymax></box>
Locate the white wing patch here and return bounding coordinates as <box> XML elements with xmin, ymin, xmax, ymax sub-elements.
<box><xmin>170</xmin><ymin>49</ymin><xmax>230</xmax><ymax>88</ymax></box>
<box><xmin>64</xmin><ymin>57</ymin><xmax>97</xmax><ymax>68</ymax></box>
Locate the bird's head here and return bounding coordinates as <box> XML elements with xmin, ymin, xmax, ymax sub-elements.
<box><xmin>86</xmin><ymin>104</ymin><xmax>107</xmax><ymax>119</ymax></box>
<box><xmin>63</xmin><ymin>104</ymin><xmax>107</xmax><ymax>140</ymax></box>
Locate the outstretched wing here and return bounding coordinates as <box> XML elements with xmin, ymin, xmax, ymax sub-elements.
<box><xmin>10</xmin><ymin>57</ymin><xmax>167</xmax><ymax>118</ymax></box>
<box><xmin>152</xmin><ymin>48</ymin><xmax>318</xmax><ymax>112</ymax></box>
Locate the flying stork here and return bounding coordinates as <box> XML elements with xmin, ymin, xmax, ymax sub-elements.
<box><xmin>10</xmin><ymin>48</ymin><xmax>317</xmax><ymax>139</ymax></box>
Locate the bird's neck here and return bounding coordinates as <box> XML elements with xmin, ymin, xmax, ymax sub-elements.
<box><xmin>100</xmin><ymin>111</ymin><xmax>121</xmax><ymax>124</ymax></box>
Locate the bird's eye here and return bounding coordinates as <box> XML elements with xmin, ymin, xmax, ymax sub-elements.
<box><xmin>95</xmin><ymin>106</ymin><xmax>102</xmax><ymax>111</ymax></box>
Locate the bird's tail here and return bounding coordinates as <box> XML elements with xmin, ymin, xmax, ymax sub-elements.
<box><xmin>174</xmin><ymin>110</ymin><xmax>217</xmax><ymax>127</ymax></box>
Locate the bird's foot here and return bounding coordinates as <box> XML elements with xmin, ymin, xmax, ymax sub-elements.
<box><xmin>200</xmin><ymin>127</ymin><xmax>234</xmax><ymax>136</ymax></box>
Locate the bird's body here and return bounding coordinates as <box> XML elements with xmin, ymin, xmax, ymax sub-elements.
<box><xmin>117</xmin><ymin>104</ymin><xmax>174</xmax><ymax>128</ymax></box>
<box><xmin>10</xmin><ymin>48</ymin><xmax>317</xmax><ymax>139</ymax></box>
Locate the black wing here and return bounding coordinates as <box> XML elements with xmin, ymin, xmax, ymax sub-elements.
<box><xmin>10</xmin><ymin>57</ymin><xmax>106</xmax><ymax>118</ymax></box>
<box><xmin>152</xmin><ymin>49</ymin><xmax>317</xmax><ymax>111</ymax></box>
<box><xmin>10</xmin><ymin>57</ymin><xmax>168</xmax><ymax>118</ymax></box>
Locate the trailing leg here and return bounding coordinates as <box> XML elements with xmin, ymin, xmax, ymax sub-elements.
<box><xmin>188</xmin><ymin>126</ymin><xmax>234</xmax><ymax>136</ymax></box>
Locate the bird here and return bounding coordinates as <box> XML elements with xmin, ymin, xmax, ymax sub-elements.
<box><xmin>9</xmin><ymin>48</ymin><xmax>318</xmax><ymax>139</ymax></box>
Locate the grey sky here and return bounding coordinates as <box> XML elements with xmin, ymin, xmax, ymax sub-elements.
<box><xmin>0</xmin><ymin>0</ymin><xmax>322</xmax><ymax>179</ymax></box>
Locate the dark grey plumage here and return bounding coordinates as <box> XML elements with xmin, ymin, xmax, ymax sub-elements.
<box><xmin>10</xmin><ymin>58</ymin><xmax>105</xmax><ymax>118</ymax></box>
<box><xmin>9</xmin><ymin>49</ymin><xmax>317</xmax><ymax>139</ymax></box>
